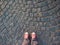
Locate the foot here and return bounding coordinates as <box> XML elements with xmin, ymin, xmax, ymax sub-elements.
<box><xmin>31</xmin><ymin>32</ymin><xmax>38</xmax><ymax>45</ymax></box>
<box><xmin>24</xmin><ymin>32</ymin><xmax>29</xmax><ymax>39</ymax></box>
<box><xmin>22</xmin><ymin>32</ymin><xmax>29</xmax><ymax>45</ymax></box>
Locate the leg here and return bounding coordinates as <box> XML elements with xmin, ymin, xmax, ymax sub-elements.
<box><xmin>31</xmin><ymin>40</ymin><xmax>38</xmax><ymax>45</ymax></box>
<box><xmin>22</xmin><ymin>32</ymin><xmax>29</xmax><ymax>45</ymax></box>
<box><xmin>22</xmin><ymin>39</ymin><xmax>29</xmax><ymax>45</ymax></box>
<box><xmin>31</xmin><ymin>32</ymin><xmax>38</xmax><ymax>45</ymax></box>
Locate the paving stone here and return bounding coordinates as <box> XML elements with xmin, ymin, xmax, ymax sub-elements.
<box><xmin>48</xmin><ymin>6</ymin><xmax>58</xmax><ymax>15</ymax></box>
<box><xmin>55</xmin><ymin>32</ymin><xmax>60</xmax><ymax>36</ymax></box>
<box><xmin>41</xmin><ymin>17</ymin><xmax>50</xmax><ymax>22</ymax></box>
<box><xmin>0</xmin><ymin>0</ymin><xmax>60</xmax><ymax>45</ymax></box>
<box><xmin>0</xmin><ymin>24</ymin><xmax>6</xmax><ymax>33</ymax></box>
<box><xmin>41</xmin><ymin>27</ymin><xmax>46</xmax><ymax>30</ymax></box>
<box><xmin>50</xmin><ymin>20</ymin><xmax>58</xmax><ymax>26</ymax></box>
<box><xmin>58</xmin><ymin>25</ymin><xmax>60</xmax><ymax>30</ymax></box>
<box><xmin>41</xmin><ymin>6</ymin><xmax>49</xmax><ymax>12</ymax></box>
<box><xmin>48</xmin><ymin>1</ymin><xmax>57</xmax><ymax>9</ymax></box>
<box><xmin>49</xmin><ymin>26</ymin><xmax>58</xmax><ymax>32</ymax></box>
<box><xmin>0</xmin><ymin>1</ymin><xmax>3</xmax><ymax>5</ymax></box>
<box><xmin>43</xmin><ymin>22</ymin><xmax>50</xmax><ymax>27</ymax></box>
<box><xmin>42</xmin><ymin>12</ymin><xmax>50</xmax><ymax>17</ymax></box>
<box><xmin>39</xmin><ymin>22</ymin><xmax>44</xmax><ymax>27</ymax></box>
<box><xmin>57</xmin><ymin>19</ymin><xmax>60</xmax><ymax>24</ymax></box>
<box><xmin>0</xmin><ymin>35</ymin><xmax>3</xmax><ymax>45</ymax></box>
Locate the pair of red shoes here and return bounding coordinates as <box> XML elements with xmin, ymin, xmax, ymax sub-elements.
<box><xmin>22</xmin><ymin>32</ymin><xmax>38</xmax><ymax>45</ymax></box>
<box><xmin>24</xmin><ymin>32</ymin><xmax>36</xmax><ymax>40</ymax></box>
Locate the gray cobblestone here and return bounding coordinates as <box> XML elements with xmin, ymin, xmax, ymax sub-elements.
<box><xmin>48</xmin><ymin>1</ymin><xmax>57</xmax><ymax>9</ymax></box>
<box><xmin>0</xmin><ymin>0</ymin><xmax>60</xmax><ymax>45</ymax></box>
<box><xmin>37</xmin><ymin>1</ymin><xmax>48</xmax><ymax>7</ymax></box>
<box><xmin>41</xmin><ymin>17</ymin><xmax>50</xmax><ymax>22</ymax></box>
<box><xmin>41</xmin><ymin>6</ymin><xmax>49</xmax><ymax>11</ymax></box>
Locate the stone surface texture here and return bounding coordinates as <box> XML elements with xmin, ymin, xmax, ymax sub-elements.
<box><xmin>0</xmin><ymin>0</ymin><xmax>60</xmax><ymax>45</ymax></box>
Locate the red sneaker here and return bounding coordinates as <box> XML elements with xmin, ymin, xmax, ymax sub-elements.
<box><xmin>31</xmin><ymin>32</ymin><xmax>38</xmax><ymax>45</ymax></box>
<box><xmin>22</xmin><ymin>32</ymin><xmax>29</xmax><ymax>45</ymax></box>
<box><xmin>24</xmin><ymin>32</ymin><xmax>29</xmax><ymax>39</ymax></box>
<box><xmin>31</xmin><ymin>32</ymin><xmax>36</xmax><ymax>40</ymax></box>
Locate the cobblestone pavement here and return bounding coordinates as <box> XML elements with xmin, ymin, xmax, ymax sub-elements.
<box><xmin>0</xmin><ymin>0</ymin><xmax>60</xmax><ymax>45</ymax></box>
